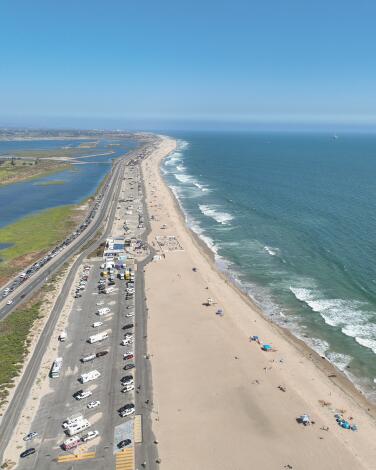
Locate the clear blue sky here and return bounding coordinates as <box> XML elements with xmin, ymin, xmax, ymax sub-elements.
<box><xmin>1</xmin><ymin>0</ymin><xmax>376</xmax><ymax>130</ymax></box>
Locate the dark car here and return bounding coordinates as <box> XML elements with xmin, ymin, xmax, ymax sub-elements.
<box><xmin>96</xmin><ymin>350</ymin><xmax>109</xmax><ymax>358</ymax></box>
<box><xmin>120</xmin><ymin>375</ymin><xmax>133</xmax><ymax>384</ymax></box>
<box><xmin>119</xmin><ymin>403</ymin><xmax>134</xmax><ymax>413</ymax></box>
<box><xmin>123</xmin><ymin>323</ymin><xmax>134</xmax><ymax>330</ymax></box>
<box><xmin>124</xmin><ymin>354</ymin><xmax>134</xmax><ymax>361</ymax></box>
<box><xmin>118</xmin><ymin>439</ymin><xmax>132</xmax><ymax>449</ymax></box>
<box><xmin>20</xmin><ymin>448</ymin><xmax>36</xmax><ymax>458</ymax></box>
<box><xmin>124</xmin><ymin>363</ymin><xmax>135</xmax><ymax>371</ymax></box>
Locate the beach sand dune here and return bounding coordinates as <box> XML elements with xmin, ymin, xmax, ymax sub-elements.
<box><xmin>143</xmin><ymin>136</ymin><xmax>376</xmax><ymax>470</ymax></box>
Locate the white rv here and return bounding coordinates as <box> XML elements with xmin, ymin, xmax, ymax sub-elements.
<box><xmin>79</xmin><ymin>370</ymin><xmax>101</xmax><ymax>384</ymax></box>
<box><xmin>88</xmin><ymin>331</ymin><xmax>109</xmax><ymax>344</ymax></box>
<box><xmin>66</xmin><ymin>419</ymin><xmax>91</xmax><ymax>436</ymax></box>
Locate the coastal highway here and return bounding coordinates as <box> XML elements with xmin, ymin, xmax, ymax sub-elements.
<box><xmin>0</xmin><ymin>145</ymin><xmax>144</xmax><ymax>463</ymax></box>
<box><xmin>0</xmin><ymin>145</ymin><xmax>141</xmax><ymax>320</ymax></box>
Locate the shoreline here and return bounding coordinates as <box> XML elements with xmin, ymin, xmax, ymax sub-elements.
<box><xmin>143</xmin><ymin>137</ymin><xmax>376</xmax><ymax>469</ymax></box>
<box><xmin>159</xmin><ymin>141</ymin><xmax>376</xmax><ymax>413</ymax></box>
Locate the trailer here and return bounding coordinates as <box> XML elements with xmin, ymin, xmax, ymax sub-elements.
<box><xmin>79</xmin><ymin>370</ymin><xmax>101</xmax><ymax>384</ymax></box>
<box><xmin>50</xmin><ymin>357</ymin><xmax>63</xmax><ymax>378</ymax></box>
<box><xmin>88</xmin><ymin>331</ymin><xmax>109</xmax><ymax>344</ymax></box>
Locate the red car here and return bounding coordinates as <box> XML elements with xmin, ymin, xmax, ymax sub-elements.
<box><xmin>123</xmin><ymin>354</ymin><xmax>134</xmax><ymax>361</ymax></box>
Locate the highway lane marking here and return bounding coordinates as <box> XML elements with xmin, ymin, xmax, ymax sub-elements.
<box><xmin>115</xmin><ymin>448</ymin><xmax>134</xmax><ymax>470</ymax></box>
<box><xmin>57</xmin><ymin>451</ymin><xmax>96</xmax><ymax>463</ymax></box>
<box><xmin>134</xmin><ymin>414</ymin><xmax>142</xmax><ymax>443</ymax></box>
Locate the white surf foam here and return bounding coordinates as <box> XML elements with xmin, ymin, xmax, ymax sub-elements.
<box><xmin>188</xmin><ymin>219</ymin><xmax>219</xmax><ymax>255</ymax></box>
<box><xmin>289</xmin><ymin>286</ymin><xmax>363</xmax><ymax>325</ymax></box>
<box><xmin>264</xmin><ymin>245</ymin><xmax>279</xmax><ymax>256</ymax></box>
<box><xmin>175</xmin><ymin>173</ymin><xmax>194</xmax><ymax>184</ymax></box>
<box><xmin>165</xmin><ymin>152</ymin><xmax>183</xmax><ymax>166</ymax></box>
<box><xmin>290</xmin><ymin>286</ymin><xmax>376</xmax><ymax>357</ymax></box>
<box><xmin>198</xmin><ymin>204</ymin><xmax>234</xmax><ymax>225</ymax></box>
<box><xmin>325</xmin><ymin>351</ymin><xmax>352</xmax><ymax>371</ymax></box>
<box><xmin>193</xmin><ymin>182</ymin><xmax>210</xmax><ymax>192</ymax></box>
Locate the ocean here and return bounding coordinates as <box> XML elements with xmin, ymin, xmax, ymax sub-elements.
<box><xmin>162</xmin><ymin>131</ymin><xmax>376</xmax><ymax>401</ymax></box>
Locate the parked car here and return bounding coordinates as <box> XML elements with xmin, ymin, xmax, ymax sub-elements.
<box><xmin>87</xmin><ymin>401</ymin><xmax>100</xmax><ymax>409</ymax></box>
<box><xmin>96</xmin><ymin>350</ymin><xmax>109</xmax><ymax>358</ymax></box>
<box><xmin>73</xmin><ymin>390</ymin><xmax>92</xmax><ymax>400</ymax></box>
<box><xmin>81</xmin><ymin>430</ymin><xmax>99</xmax><ymax>442</ymax></box>
<box><xmin>120</xmin><ymin>375</ymin><xmax>134</xmax><ymax>385</ymax></box>
<box><xmin>20</xmin><ymin>448</ymin><xmax>36</xmax><ymax>458</ymax></box>
<box><xmin>23</xmin><ymin>432</ymin><xmax>38</xmax><ymax>441</ymax></box>
<box><xmin>121</xmin><ymin>383</ymin><xmax>135</xmax><ymax>393</ymax></box>
<box><xmin>119</xmin><ymin>404</ymin><xmax>135</xmax><ymax>417</ymax></box>
<box><xmin>124</xmin><ymin>363</ymin><xmax>135</xmax><ymax>371</ymax></box>
<box><xmin>118</xmin><ymin>439</ymin><xmax>132</xmax><ymax>449</ymax></box>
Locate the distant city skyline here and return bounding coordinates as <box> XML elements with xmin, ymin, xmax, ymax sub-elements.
<box><xmin>1</xmin><ymin>1</ymin><xmax>376</xmax><ymax>130</ymax></box>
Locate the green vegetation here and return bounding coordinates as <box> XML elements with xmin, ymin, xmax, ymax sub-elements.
<box><xmin>34</xmin><ymin>180</ymin><xmax>66</xmax><ymax>186</ymax></box>
<box><xmin>0</xmin><ymin>301</ymin><xmax>43</xmax><ymax>406</ymax></box>
<box><xmin>0</xmin><ymin>205</ymin><xmax>78</xmax><ymax>282</ymax></box>
<box><xmin>0</xmin><ymin>159</ymin><xmax>70</xmax><ymax>186</ymax></box>
<box><xmin>12</xmin><ymin>147</ymin><xmax>88</xmax><ymax>159</ymax></box>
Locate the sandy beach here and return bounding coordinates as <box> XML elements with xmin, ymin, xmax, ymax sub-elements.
<box><xmin>143</xmin><ymin>135</ymin><xmax>376</xmax><ymax>470</ymax></box>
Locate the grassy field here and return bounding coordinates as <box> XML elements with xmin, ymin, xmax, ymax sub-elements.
<box><xmin>0</xmin><ymin>159</ymin><xmax>70</xmax><ymax>186</ymax></box>
<box><xmin>0</xmin><ymin>205</ymin><xmax>79</xmax><ymax>283</ymax></box>
<box><xmin>34</xmin><ymin>180</ymin><xmax>66</xmax><ymax>186</ymax></box>
<box><xmin>12</xmin><ymin>147</ymin><xmax>98</xmax><ymax>160</ymax></box>
<box><xmin>0</xmin><ymin>301</ymin><xmax>43</xmax><ymax>406</ymax></box>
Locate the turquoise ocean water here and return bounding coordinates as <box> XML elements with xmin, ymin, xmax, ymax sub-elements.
<box><xmin>162</xmin><ymin>132</ymin><xmax>376</xmax><ymax>401</ymax></box>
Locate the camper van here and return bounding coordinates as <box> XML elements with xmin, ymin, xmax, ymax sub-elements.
<box><xmin>63</xmin><ymin>436</ymin><xmax>82</xmax><ymax>450</ymax></box>
<box><xmin>50</xmin><ymin>358</ymin><xmax>63</xmax><ymax>378</ymax></box>
<box><xmin>62</xmin><ymin>414</ymin><xmax>83</xmax><ymax>429</ymax></box>
<box><xmin>88</xmin><ymin>331</ymin><xmax>109</xmax><ymax>344</ymax></box>
<box><xmin>66</xmin><ymin>419</ymin><xmax>91</xmax><ymax>436</ymax></box>
<box><xmin>79</xmin><ymin>370</ymin><xmax>101</xmax><ymax>384</ymax></box>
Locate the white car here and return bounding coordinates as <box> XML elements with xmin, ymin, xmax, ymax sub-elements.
<box><xmin>121</xmin><ymin>338</ymin><xmax>133</xmax><ymax>346</ymax></box>
<box><xmin>6</xmin><ymin>299</ymin><xmax>13</xmax><ymax>305</ymax></box>
<box><xmin>87</xmin><ymin>400</ymin><xmax>100</xmax><ymax>409</ymax></box>
<box><xmin>125</xmin><ymin>312</ymin><xmax>135</xmax><ymax>318</ymax></box>
<box><xmin>81</xmin><ymin>430</ymin><xmax>99</xmax><ymax>442</ymax></box>
<box><xmin>121</xmin><ymin>383</ymin><xmax>135</xmax><ymax>393</ymax></box>
<box><xmin>92</xmin><ymin>321</ymin><xmax>103</xmax><ymax>328</ymax></box>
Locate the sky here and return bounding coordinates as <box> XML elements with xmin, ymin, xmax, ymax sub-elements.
<box><xmin>1</xmin><ymin>0</ymin><xmax>376</xmax><ymax>130</ymax></box>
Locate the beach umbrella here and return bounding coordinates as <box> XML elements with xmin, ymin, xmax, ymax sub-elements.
<box><xmin>262</xmin><ymin>344</ymin><xmax>272</xmax><ymax>351</ymax></box>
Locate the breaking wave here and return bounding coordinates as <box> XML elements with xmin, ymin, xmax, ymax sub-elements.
<box><xmin>198</xmin><ymin>204</ymin><xmax>234</xmax><ymax>225</ymax></box>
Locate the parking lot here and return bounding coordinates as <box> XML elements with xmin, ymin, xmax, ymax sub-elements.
<box><xmin>16</xmin><ymin>160</ymin><xmax>147</xmax><ymax>470</ymax></box>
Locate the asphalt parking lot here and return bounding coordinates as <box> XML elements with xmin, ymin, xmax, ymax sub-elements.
<box><xmin>16</xmin><ymin>162</ymin><xmax>145</xmax><ymax>470</ymax></box>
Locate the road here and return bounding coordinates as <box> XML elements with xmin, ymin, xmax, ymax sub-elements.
<box><xmin>0</xmin><ymin>146</ymin><xmax>142</xmax><ymax>464</ymax></box>
<box><xmin>0</xmin><ymin>137</ymin><xmax>163</xmax><ymax>470</ymax></box>
<box><xmin>0</xmin><ymin>145</ymin><xmax>138</xmax><ymax>320</ymax></box>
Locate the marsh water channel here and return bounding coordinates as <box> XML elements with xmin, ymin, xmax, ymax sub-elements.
<box><xmin>0</xmin><ymin>138</ymin><xmax>138</xmax><ymax>229</ymax></box>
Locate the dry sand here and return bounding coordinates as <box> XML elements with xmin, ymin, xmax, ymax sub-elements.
<box><xmin>143</xmin><ymin>135</ymin><xmax>376</xmax><ymax>470</ymax></box>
